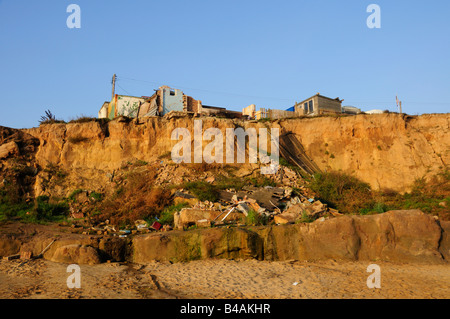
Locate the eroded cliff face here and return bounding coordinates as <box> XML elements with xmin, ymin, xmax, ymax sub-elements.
<box><xmin>277</xmin><ymin>113</ymin><xmax>449</xmax><ymax>191</ymax></box>
<box><xmin>20</xmin><ymin>113</ymin><xmax>449</xmax><ymax>196</ymax></box>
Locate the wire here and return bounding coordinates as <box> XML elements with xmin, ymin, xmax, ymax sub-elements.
<box><xmin>118</xmin><ymin>76</ymin><xmax>293</xmax><ymax>102</ymax></box>
<box><xmin>115</xmin><ymin>76</ymin><xmax>450</xmax><ymax>107</ymax></box>
<box><xmin>116</xmin><ymin>82</ymin><xmax>133</xmax><ymax>96</ymax></box>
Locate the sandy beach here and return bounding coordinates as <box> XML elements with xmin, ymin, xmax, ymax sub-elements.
<box><xmin>0</xmin><ymin>258</ymin><xmax>448</xmax><ymax>299</ymax></box>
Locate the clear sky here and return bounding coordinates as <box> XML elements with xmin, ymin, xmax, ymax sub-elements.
<box><xmin>0</xmin><ymin>0</ymin><xmax>449</xmax><ymax>128</ymax></box>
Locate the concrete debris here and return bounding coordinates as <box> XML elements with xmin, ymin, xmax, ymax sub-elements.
<box><xmin>59</xmin><ymin>181</ymin><xmax>340</xmax><ymax>235</ymax></box>
<box><xmin>236</xmin><ymin>203</ymin><xmax>250</xmax><ymax>216</ymax></box>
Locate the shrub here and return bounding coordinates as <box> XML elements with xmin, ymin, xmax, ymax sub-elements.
<box><xmin>309</xmin><ymin>172</ymin><xmax>372</xmax><ymax>214</ymax></box>
<box><xmin>90</xmin><ymin>191</ymin><xmax>103</xmax><ymax>202</ymax></box>
<box><xmin>183</xmin><ymin>181</ymin><xmax>219</xmax><ymax>202</ymax></box>
<box><xmin>93</xmin><ymin>168</ymin><xmax>172</xmax><ymax>226</ymax></box>
<box><xmin>69</xmin><ymin>116</ymin><xmax>97</xmax><ymax>123</ymax></box>
<box><xmin>68</xmin><ymin>189</ymin><xmax>84</xmax><ymax>202</ymax></box>
<box><xmin>34</xmin><ymin>196</ymin><xmax>69</xmax><ymax>221</ymax></box>
<box><xmin>157</xmin><ymin>203</ymin><xmax>189</xmax><ymax>226</ymax></box>
<box><xmin>245</xmin><ymin>209</ymin><xmax>268</xmax><ymax>226</ymax></box>
<box><xmin>39</xmin><ymin>110</ymin><xmax>65</xmax><ymax>125</ymax></box>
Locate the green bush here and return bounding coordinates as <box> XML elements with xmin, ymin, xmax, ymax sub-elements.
<box><xmin>245</xmin><ymin>209</ymin><xmax>268</xmax><ymax>226</ymax></box>
<box><xmin>68</xmin><ymin>189</ymin><xmax>83</xmax><ymax>202</ymax></box>
<box><xmin>308</xmin><ymin>172</ymin><xmax>372</xmax><ymax>214</ymax></box>
<box><xmin>183</xmin><ymin>181</ymin><xmax>219</xmax><ymax>202</ymax></box>
<box><xmin>360</xmin><ymin>202</ymin><xmax>390</xmax><ymax>215</ymax></box>
<box><xmin>157</xmin><ymin>203</ymin><xmax>189</xmax><ymax>226</ymax></box>
<box><xmin>34</xmin><ymin>196</ymin><xmax>69</xmax><ymax>221</ymax></box>
<box><xmin>90</xmin><ymin>191</ymin><xmax>103</xmax><ymax>202</ymax></box>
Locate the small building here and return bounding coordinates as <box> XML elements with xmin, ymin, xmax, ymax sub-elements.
<box><xmin>98</xmin><ymin>102</ymin><xmax>109</xmax><ymax>118</ymax></box>
<box><xmin>99</xmin><ymin>85</ymin><xmax>243</xmax><ymax>120</ymax></box>
<box><xmin>242</xmin><ymin>104</ymin><xmax>256</xmax><ymax>119</ymax></box>
<box><xmin>294</xmin><ymin>93</ymin><xmax>343</xmax><ymax>116</ymax></box>
<box><xmin>99</xmin><ymin>95</ymin><xmax>146</xmax><ymax>119</ymax></box>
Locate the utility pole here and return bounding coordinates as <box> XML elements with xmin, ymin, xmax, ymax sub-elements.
<box><xmin>111</xmin><ymin>74</ymin><xmax>116</xmax><ymax>103</ymax></box>
<box><xmin>396</xmin><ymin>95</ymin><xmax>403</xmax><ymax>114</ymax></box>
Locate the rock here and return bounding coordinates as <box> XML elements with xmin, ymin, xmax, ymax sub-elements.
<box><xmin>274</xmin><ymin>203</ymin><xmax>304</xmax><ymax>224</ymax></box>
<box><xmin>48</xmin><ymin>244</ymin><xmax>102</xmax><ymax>265</ymax></box>
<box><xmin>305</xmin><ymin>200</ymin><xmax>327</xmax><ymax>218</ymax></box>
<box><xmin>438</xmin><ymin>220</ymin><xmax>450</xmax><ymax>261</ymax></box>
<box><xmin>131</xmin><ymin>209</ymin><xmax>447</xmax><ymax>264</ymax></box>
<box><xmin>173</xmin><ymin>196</ymin><xmax>198</xmax><ymax>207</ymax></box>
<box><xmin>0</xmin><ymin>235</ymin><xmax>21</xmax><ymax>257</ymax></box>
<box><xmin>353</xmin><ymin>210</ymin><xmax>443</xmax><ymax>263</ymax></box>
<box><xmin>195</xmin><ymin>219</ymin><xmax>211</xmax><ymax>228</ymax></box>
<box><xmin>132</xmin><ymin>227</ymin><xmax>263</xmax><ymax>263</ymax></box>
<box><xmin>329</xmin><ymin>208</ymin><xmax>342</xmax><ymax>216</ymax></box>
<box><xmin>0</xmin><ymin>141</ymin><xmax>19</xmax><ymax>159</ymax></box>
<box><xmin>205</xmin><ymin>176</ymin><xmax>215</xmax><ymax>183</ymax></box>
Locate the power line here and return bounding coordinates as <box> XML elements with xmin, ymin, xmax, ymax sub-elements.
<box><xmin>115</xmin><ymin>76</ymin><xmax>450</xmax><ymax>107</ymax></box>
<box><xmin>117</xmin><ymin>76</ymin><xmax>293</xmax><ymax>102</ymax></box>
<box><xmin>116</xmin><ymin>82</ymin><xmax>133</xmax><ymax>96</ymax></box>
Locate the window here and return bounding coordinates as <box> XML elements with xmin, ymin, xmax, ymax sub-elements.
<box><xmin>308</xmin><ymin>100</ymin><xmax>313</xmax><ymax>113</ymax></box>
<box><xmin>170</xmin><ymin>89</ymin><xmax>176</xmax><ymax>96</ymax></box>
<box><xmin>304</xmin><ymin>103</ymin><xmax>308</xmax><ymax>113</ymax></box>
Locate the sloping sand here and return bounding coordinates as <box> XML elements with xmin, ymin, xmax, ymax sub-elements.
<box><xmin>0</xmin><ymin>258</ymin><xmax>448</xmax><ymax>299</ymax></box>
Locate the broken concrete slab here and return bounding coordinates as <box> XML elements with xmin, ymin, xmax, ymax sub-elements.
<box><xmin>174</xmin><ymin>208</ymin><xmax>242</xmax><ymax>230</ymax></box>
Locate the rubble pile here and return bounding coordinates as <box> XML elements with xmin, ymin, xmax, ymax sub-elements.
<box><xmin>172</xmin><ymin>184</ymin><xmax>342</xmax><ymax>230</ymax></box>
<box><xmin>63</xmin><ymin>161</ymin><xmax>343</xmax><ymax>235</ymax></box>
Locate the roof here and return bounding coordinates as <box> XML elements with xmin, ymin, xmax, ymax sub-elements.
<box><xmin>297</xmin><ymin>93</ymin><xmax>342</xmax><ymax>105</ymax></box>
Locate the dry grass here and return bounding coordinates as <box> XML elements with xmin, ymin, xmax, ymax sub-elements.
<box><xmin>93</xmin><ymin>167</ymin><xmax>171</xmax><ymax>227</ymax></box>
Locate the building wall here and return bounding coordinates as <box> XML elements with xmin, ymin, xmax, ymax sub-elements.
<box><xmin>242</xmin><ymin>104</ymin><xmax>256</xmax><ymax>118</ymax></box>
<box><xmin>316</xmin><ymin>95</ymin><xmax>342</xmax><ymax>114</ymax></box>
<box><xmin>117</xmin><ymin>95</ymin><xmax>145</xmax><ymax>117</ymax></box>
<box><xmin>98</xmin><ymin>102</ymin><xmax>109</xmax><ymax>118</ymax></box>
<box><xmin>296</xmin><ymin>95</ymin><xmax>342</xmax><ymax>116</ymax></box>
<box><xmin>255</xmin><ymin>108</ymin><xmax>268</xmax><ymax>120</ymax></box>
<box><xmin>184</xmin><ymin>95</ymin><xmax>202</xmax><ymax>113</ymax></box>
<box><xmin>160</xmin><ymin>86</ymin><xmax>184</xmax><ymax>115</ymax></box>
<box><xmin>106</xmin><ymin>95</ymin><xmax>145</xmax><ymax>119</ymax></box>
<box><xmin>138</xmin><ymin>95</ymin><xmax>158</xmax><ymax>117</ymax></box>
<box><xmin>268</xmin><ymin>109</ymin><xmax>297</xmax><ymax>119</ymax></box>
<box><xmin>294</xmin><ymin>104</ymin><xmax>306</xmax><ymax>116</ymax></box>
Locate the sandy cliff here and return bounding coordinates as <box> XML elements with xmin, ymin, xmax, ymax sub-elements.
<box><xmin>20</xmin><ymin>113</ymin><xmax>449</xmax><ymax>196</ymax></box>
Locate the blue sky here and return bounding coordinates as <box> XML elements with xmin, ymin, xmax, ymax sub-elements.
<box><xmin>0</xmin><ymin>0</ymin><xmax>449</xmax><ymax>128</ymax></box>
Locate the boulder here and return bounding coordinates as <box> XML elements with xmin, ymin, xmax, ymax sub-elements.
<box><xmin>48</xmin><ymin>244</ymin><xmax>102</xmax><ymax>265</ymax></box>
<box><xmin>0</xmin><ymin>141</ymin><xmax>19</xmax><ymax>159</ymax></box>
<box><xmin>438</xmin><ymin>220</ymin><xmax>450</xmax><ymax>261</ymax></box>
<box><xmin>0</xmin><ymin>235</ymin><xmax>21</xmax><ymax>257</ymax></box>
<box><xmin>132</xmin><ymin>227</ymin><xmax>263</xmax><ymax>263</ymax></box>
<box><xmin>353</xmin><ymin>210</ymin><xmax>443</xmax><ymax>263</ymax></box>
<box><xmin>172</xmin><ymin>191</ymin><xmax>198</xmax><ymax>207</ymax></box>
<box><xmin>274</xmin><ymin>203</ymin><xmax>304</xmax><ymax>224</ymax></box>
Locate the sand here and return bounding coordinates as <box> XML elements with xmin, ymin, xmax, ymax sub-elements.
<box><xmin>0</xmin><ymin>258</ymin><xmax>448</xmax><ymax>299</ymax></box>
